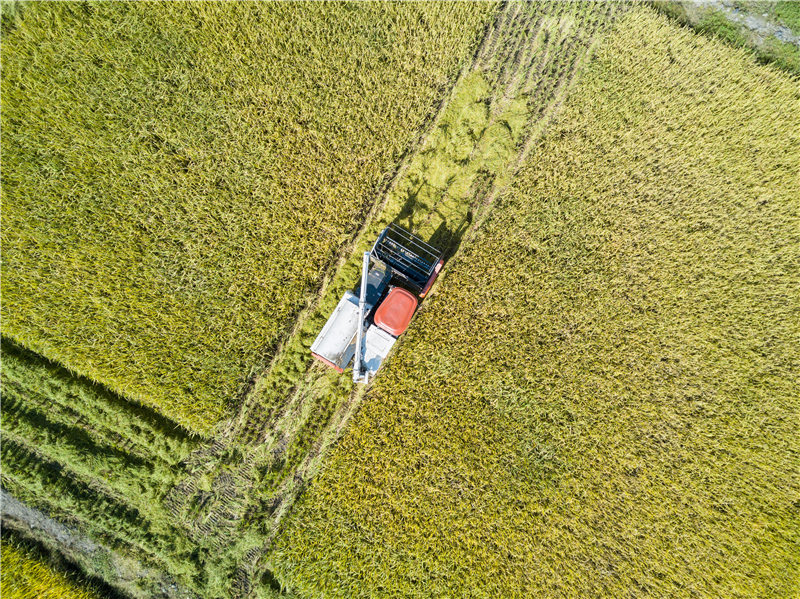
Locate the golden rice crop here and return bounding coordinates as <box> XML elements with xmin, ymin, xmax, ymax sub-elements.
<box><xmin>0</xmin><ymin>1</ymin><xmax>494</xmax><ymax>435</ymax></box>
<box><xmin>269</xmin><ymin>7</ymin><xmax>800</xmax><ymax>598</ymax></box>
<box><xmin>0</xmin><ymin>541</ymin><xmax>101</xmax><ymax>599</ymax></box>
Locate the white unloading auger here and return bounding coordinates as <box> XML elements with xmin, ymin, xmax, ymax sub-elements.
<box><xmin>352</xmin><ymin>251</ymin><xmax>370</xmax><ymax>384</ymax></box>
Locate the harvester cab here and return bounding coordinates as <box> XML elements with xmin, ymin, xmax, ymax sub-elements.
<box><xmin>310</xmin><ymin>224</ymin><xmax>444</xmax><ymax>383</ymax></box>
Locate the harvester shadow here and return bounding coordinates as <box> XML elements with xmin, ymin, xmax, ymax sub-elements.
<box><xmin>395</xmin><ymin>181</ymin><xmax>424</xmax><ymax>233</ymax></box>
<box><xmin>424</xmin><ymin>167</ymin><xmax>495</xmax><ymax>261</ymax></box>
<box><xmin>393</xmin><ymin>182</ymin><xmax>476</xmax><ymax>262</ymax></box>
<box><xmin>428</xmin><ymin>212</ymin><xmax>472</xmax><ymax>262</ymax></box>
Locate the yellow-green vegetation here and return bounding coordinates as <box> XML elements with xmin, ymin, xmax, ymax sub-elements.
<box><xmin>0</xmin><ymin>1</ymin><xmax>493</xmax><ymax>434</ymax></box>
<box><xmin>230</xmin><ymin>1</ymin><xmax>629</xmax><ymax>554</ymax></box>
<box><xmin>1</xmin><ymin>336</ymin><xmax>287</xmax><ymax>596</ymax></box>
<box><xmin>270</xmin><ymin>8</ymin><xmax>800</xmax><ymax>598</ymax></box>
<box><xmin>1</xmin><ymin>340</ymin><xmax>198</xmax><ymax>465</ymax></box>
<box><xmin>0</xmin><ymin>541</ymin><xmax>101</xmax><ymax>599</ymax></box>
<box><xmin>0</xmin><ymin>340</ymin><xmax>204</xmax><ymax>590</ymax></box>
<box><xmin>774</xmin><ymin>1</ymin><xmax>800</xmax><ymax>32</ymax></box>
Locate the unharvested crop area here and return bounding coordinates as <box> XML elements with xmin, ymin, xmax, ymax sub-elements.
<box><xmin>224</xmin><ymin>0</ymin><xmax>630</xmax><ymax>554</ymax></box>
<box><xmin>270</xmin><ymin>8</ymin><xmax>800</xmax><ymax>597</ymax></box>
<box><xmin>0</xmin><ymin>539</ymin><xmax>101</xmax><ymax>599</ymax></box>
<box><xmin>3</xmin><ymin>3</ymin><xmax>799</xmax><ymax>599</ymax></box>
<box><xmin>0</xmin><ymin>1</ymin><xmax>492</xmax><ymax>434</ymax></box>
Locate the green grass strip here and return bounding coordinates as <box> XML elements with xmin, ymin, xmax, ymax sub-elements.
<box><xmin>1</xmin><ymin>339</ymin><xmax>197</xmax><ymax>464</ymax></box>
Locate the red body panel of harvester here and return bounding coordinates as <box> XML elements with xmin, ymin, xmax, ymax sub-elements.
<box><xmin>373</xmin><ymin>287</ymin><xmax>418</xmax><ymax>336</ymax></box>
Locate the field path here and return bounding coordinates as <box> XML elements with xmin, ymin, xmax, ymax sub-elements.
<box><xmin>687</xmin><ymin>0</ymin><xmax>800</xmax><ymax>45</ymax></box>
<box><xmin>1</xmin><ymin>490</ymin><xmax>195</xmax><ymax>599</ymax></box>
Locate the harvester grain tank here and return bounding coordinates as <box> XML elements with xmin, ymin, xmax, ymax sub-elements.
<box><xmin>310</xmin><ymin>224</ymin><xmax>444</xmax><ymax>383</ymax></box>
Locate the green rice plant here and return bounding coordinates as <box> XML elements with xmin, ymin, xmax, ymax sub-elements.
<box><xmin>0</xmin><ymin>340</ymin><xmax>197</xmax><ymax>465</ymax></box>
<box><xmin>1</xmin><ymin>395</ymin><xmax>179</xmax><ymax>522</ymax></box>
<box><xmin>269</xmin><ymin>8</ymin><xmax>800</xmax><ymax>598</ymax></box>
<box><xmin>0</xmin><ymin>539</ymin><xmax>102</xmax><ymax>599</ymax></box>
<box><xmin>0</xmin><ymin>439</ymin><xmax>202</xmax><ymax>589</ymax></box>
<box><xmin>698</xmin><ymin>9</ymin><xmax>750</xmax><ymax>47</ymax></box>
<box><xmin>759</xmin><ymin>35</ymin><xmax>800</xmax><ymax>72</ymax></box>
<box><xmin>0</xmin><ymin>1</ymin><xmax>494</xmax><ymax>434</ymax></box>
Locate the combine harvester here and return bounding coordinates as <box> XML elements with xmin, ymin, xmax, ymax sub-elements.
<box><xmin>311</xmin><ymin>224</ymin><xmax>444</xmax><ymax>383</ymax></box>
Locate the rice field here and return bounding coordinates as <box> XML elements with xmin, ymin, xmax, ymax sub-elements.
<box><xmin>0</xmin><ymin>1</ymin><xmax>493</xmax><ymax>434</ymax></box>
<box><xmin>228</xmin><ymin>1</ymin><xmax>630</xmax><ymax>547</ymax></box>
<box><xmin>0</xmin><ymin>341</ymin><xmax>206</xmax><ymax>594</ymax></box>
<box><xmin>269</xmin><ymin>8</ymin><xmax>800</xmax><ymax>597</ymax></box>
<box><xmin>0</xmin><ymin>2</ymin><xmax>628</xmax><ymax>595</ymax></box>
<box><xmin>3</xmin><ymin>2</ymin><xmax>799</xmax><ymax>599</ymax></box>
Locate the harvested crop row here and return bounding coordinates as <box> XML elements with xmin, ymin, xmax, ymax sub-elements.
<box><xmin>0</xmin><ymin>340</ymin><xmax>217</xmax><ymax>591</ymax></box>
<box><xmin>0</xmin><ymin>342</ymin><xmax>241</xmax><ymax>591</ymax></box>
<box><xmin>0</xmin><ymin>2</ymin><xmax>494</xmax><ymax>434</ymax></box>
<box><xmin>0</xmin><ymin>439</ymin><xmax>203</xmax><ymax>589</ymax></box>
<box><xmin>1</xmin><ymin>396</ymin><xmax>178</xmax><ymax>524</ymax></box>
<box><xmin>269</xmin><ymin>8</ymin><xmax>800</xmax><ymax>598</ymax></box>
<box><xmin>0</xmin><ymin>418</ymin><xmax>257</xmax><ymax>596</ymax></box>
